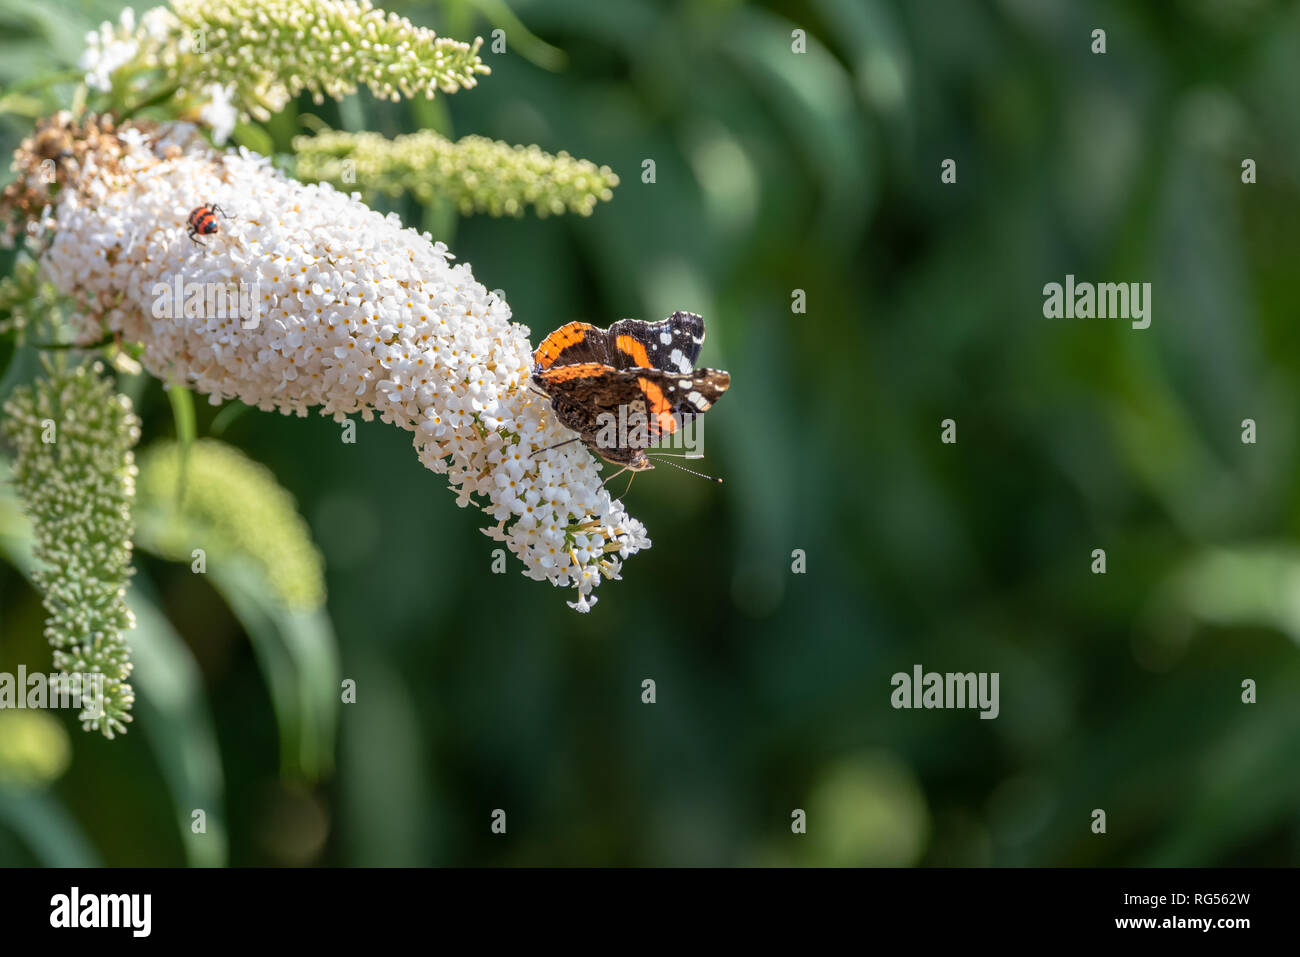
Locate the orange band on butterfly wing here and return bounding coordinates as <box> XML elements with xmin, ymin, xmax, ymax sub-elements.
<box><xmin>539</xmin><ymin>362</ymin><xmax>613</xmax><ymax>383</ymax></box>
<box><xmin>637</xmin><ymin>377</ymin><xmax>678</xmax><ymax>435</ymax></box>
<box><xmin>533</xmin><ymin>322</ymin><xmax>595</xmax><ymax>369</ymax></box>
<box><xmin>615</xmin><ymin>334</ymin><xmax>652</xmax><ymax>369</ymax></box>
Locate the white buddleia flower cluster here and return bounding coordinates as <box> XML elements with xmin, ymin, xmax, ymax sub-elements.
<box><xmin>2</xmin><ymin>360</ymin><xmax>139</xmax><ymax>738</ymax></box>
<box><xmin>39</xmin><ymin>122</ymin><xmax>647</xmax><ymax>611</ymax></box>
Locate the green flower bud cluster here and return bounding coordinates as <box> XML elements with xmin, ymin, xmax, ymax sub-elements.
<box><xmin>294</xmin><ymin>129</ymin><xmax>619</xmax><ymax>217</ymax></box>
<box><xmin>0</xmin><ymin>256</ymin><xmax>65</xmax><ymax>340</ymax></box>
<box><xmin>81</xmin><ymin>1</ymin><xmax>489</xmax><ymax>121</ymax></box>
<box><xmin>1</xmin><ymin>360</ymin><xmax>139</xmax><ymax>738</ymax></box>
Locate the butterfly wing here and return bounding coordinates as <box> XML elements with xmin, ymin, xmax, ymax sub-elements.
<box><xmin>533</xmin><ymin>322</ymin><xmax>612</xmax><ymax>371</ymax></box>
<box><xmin>607</xmin><ymin>311</ymin><xmax>706</xmax><ymax>374</ymax></box>
<box><xmin>535</xmin><ymin>363</ymin><xmax>642</xmax><ymax>454</ymax></box>
<box><xmin>630</xmin><ymin>368</ymin><xmax>730</xmax><ymax>441</ymax></box>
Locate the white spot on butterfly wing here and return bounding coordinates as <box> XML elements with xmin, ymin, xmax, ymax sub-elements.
<box><xmin>659</xmin><ymin>331</ymin><xmax>672</xmax><ymax>345</ymax></box>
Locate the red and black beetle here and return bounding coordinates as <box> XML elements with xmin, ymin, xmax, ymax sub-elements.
<box><xmin>186</xmin><ymin>204</ymin><xmax>228</xmax><ymax>245</ymax></box>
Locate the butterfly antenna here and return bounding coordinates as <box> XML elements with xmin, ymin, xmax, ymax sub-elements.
<box><xmin>537</xmin><ymin>436</ymin><xmax>583</xmax><ymax>455</ymax></box>
<box><xmin>646</xmin><ymin>454</ymin><xmax>723</xmax><ymax>483</ymax></box>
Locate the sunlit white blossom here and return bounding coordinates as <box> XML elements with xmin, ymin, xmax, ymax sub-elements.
<box><xmin>198</xmin><ymin>84</ymin><xmax>237</xmax><ymax>145</ymax></box>
<box><xmin>78</xmin><ymin>8</ymin><xmax>142</xmax><ymax>92</ymax></box>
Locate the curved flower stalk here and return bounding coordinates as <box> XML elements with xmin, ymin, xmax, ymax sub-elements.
<box><xmin>294</xmin><ymin>129</ymin><xmax>620</xmax><ymax>217</ymax></box>
<box><xmin>37</xmin><ymin>121</ymin><xmax>647</xmax><ymax>611</ymax></box>
<box><xmin>80</xmin><ymin>0</ymin><xmax>488</xmax><ymax>124</ymax></box>
<box><xmin>1</xmin><ymin>360</ymin><xmax>139</xmax><ymax>737</ymax></box>
<box><xmin>135</xmin><ymin>439</ymin><xmax>326</xmax><ymax>610</ymax></box>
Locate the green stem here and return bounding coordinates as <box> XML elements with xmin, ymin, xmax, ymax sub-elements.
<box><xmin>32</xmin><ymin>336</ymin><xmax>113</xmax><ymax>351</ymax></box>
<box><xmin>0</xmin><ymin>69</ymin><xmax>84</xmax><ymax>96</ymax></box>
<box><xmin>121</xmin><ymin>83</ymin><xmax>181</xmax><ymax>119</ymax></box>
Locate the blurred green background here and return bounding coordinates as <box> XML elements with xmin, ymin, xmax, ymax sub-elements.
<box><xmin>2</xmin><ymin>0</ymin><xmax>1300</xmax><ymax>866</ymax></box>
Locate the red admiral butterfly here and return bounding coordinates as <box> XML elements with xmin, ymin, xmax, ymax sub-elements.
<box><xmin>532</xmin><ymin>311</ymin><xmax>730</xmax><ymax>474</ymax></box>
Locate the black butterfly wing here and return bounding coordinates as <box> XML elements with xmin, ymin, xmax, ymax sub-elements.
<box><xmin>631</xmin><ymin>368</ymin><xmax>731</xmax><ymax>442</ymax></box>
<box><xmin>607</xmin><ymin>311</ymin><xmax>706</xmax><ymax>374</ymax></box>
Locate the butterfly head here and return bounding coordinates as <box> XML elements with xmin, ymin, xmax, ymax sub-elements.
<box><xmin>598</xmin><ymin>446</ymin><xmax>654</xmax><ymax>472</ymax></box>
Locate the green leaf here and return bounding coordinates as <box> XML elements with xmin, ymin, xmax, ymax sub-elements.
<box><xmin>232</xmin><ymin>121</ymin><xmax>274</xmax><ymax>157</ymax></box>
<box><xmin>0</xmin><ymin>343</ymin><xmax>40</xmax><ymax>406</ymax></box>
<box><xmin>0</xmin><ymin>459</ymin><xmax>33</xmax><ymax>574</ymax></box>
<box><xmin>462</xmin><ymin>0</ymin><xmax>567</xmax><ymax>71</ymax></box>
<box><xmin>0</xmin><ymin>335</ymin><xmax>14</xmax><ymax>388</ymax></box>
<box><xmin>0</xmin><ymin>91</ymin><xmax>47</xmax><ymax>117</ymax></box>
<box><xmin>0</xmin><ymin>67</ymin><xmax>83</xmax><ymax>96</ymax></box>
<box><xmin>209</xmin><ymin>400</ymin><xmax>252</xmax><ymax>437</ymax></box>
<box><xmin>207</xmin><ymin>559</ymin><xmax>340</xmax><ymax>782</ymax></box>
<box><xmin>718</xmin><ymin>7</ymin><xmax>875</xmax><ymax>251</ymax></box>
<box><xmin>0</xmin><ymin>787</ymin><xmax>100</xmax><ymax>866</ymax></box>
<box><xmin>127</xmin><ymin>577</ymin><xmax>229</xmax><ymax>867</ymax></box>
